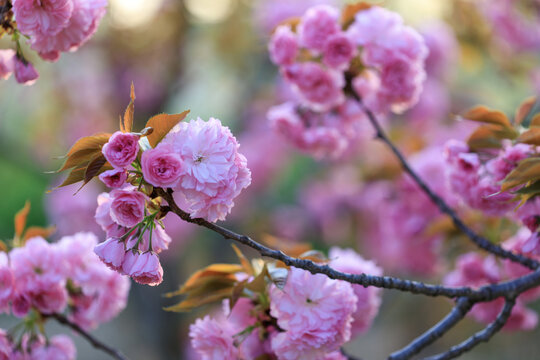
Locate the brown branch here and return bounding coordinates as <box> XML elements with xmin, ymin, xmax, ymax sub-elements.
<box><xmin>423</xmin><ymin>298</ymin><xmax>517</xmax><ymax>360</ymax></box>
<box><xmin>353</xmin><ymin>94</ymin><xmax>539</xmax><ymax>271</ymax></box>
<box><xmin>50</xmin><ymin>313</ymin><xmax>129</xmax><ymax>360</ymax></box>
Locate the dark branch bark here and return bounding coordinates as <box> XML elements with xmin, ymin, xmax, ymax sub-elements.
<box><xmin>388</xmin><ymin>297</ymin><xmax>473</xmax><ymax>360</ymax></box>
<box><xmin>423</xmin><ymin>298</ymin><xmax>516</xmax><ymax>360</ymax></box>
<box><xmin>50</xmin><ymin>313</ymin><xmax>129</xmax><ymax>360</ymax></box>
<box><xmin>354</xmin><ymin>95</ymin><xmax>539</xmax><ymax>271</ymax></box>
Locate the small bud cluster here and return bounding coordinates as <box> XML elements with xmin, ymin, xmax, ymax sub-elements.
<box><xmin>267</xmin><ymin>5</ymin><xmax>428</xmax><ymax>159</ymax></box>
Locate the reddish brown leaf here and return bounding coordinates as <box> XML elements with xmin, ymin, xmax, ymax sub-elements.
<box><xmin>164</xmin><ymin>287</ymin><xmax>233</xmax><ymax>312</ymax></box>
<box><xmin>83</xmin><ymin>155</ymin><xmax>108</xmax><ymax>185</ymax></box>
<box><xmin>515</xmin><ymin>96</ymin><xmax>537</xmax><ymax>126</ymax></box>
<box><xmin>55</xmin><ymin>166</ymin><xmax>87</xmax><ymax>189</ymax></box>
<box><xmin>0</xmin><ymin>240</ymin><xmax>7</xmax><ymax>253</ymax></box>
<box><xmin>274</xmin><ymin>17</ymin><xmax>301</xmax><ymax>32</ymax></box>
<box><xmin>121</xmin><ymin>83</ymin><xmax>136</xmax><ymax>133</ymax></box>
<box><xmin>231</xmin><ymin>244</ymin><xmax>254</xmax><ymax>276</ymax></box>
<box><xmin>145</xmin><ymin>110</ymin><xmax>189</xmax><ymax>148</ymax></box>
<box><xmin>14</xmin><ymin>201</ymin><xmax>30</xmax><ymax>238</ymax></box>
<box><xmin>501</xmin><ymin>157</ymin><xmax>540</xmax><ymax>192</ymax></box>
<box><xmin>463</xmin><ymin>106</ymin><xmax>512</xmax><ymax>128</ymax></box>
<box><xmin>531</xmin><ymin>114</ymin><xmax>540</xmax><ymax>128</ymax></box>
<box><xmin>517</xmin><ymin>128</ymin><xmax>540</xmax><ymax>145</ymax></box>
<box><xmin>56</xmin><ymin>133</ymin><xmax>111</xmax><ymax>172</ymax></box>
<box><xmin>467</xmin><ymin>124</ymin><xmax>517</xmax><ymax>150</ymax></box>
<box><xmin>23</xmin><ymin>226</ymin><xmax>56</xmax><ymax>242</ymax></box>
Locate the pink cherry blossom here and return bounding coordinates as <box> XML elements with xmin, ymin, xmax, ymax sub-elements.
<box><xmin>269</xmin><ymin>267</ymin><xmax>357</xmax><ymax>357</ymax></box>
<box><xmin>0</xmin><ymin>253</ymin><xmax>14</xmax><ymax>313</ymax></box>
<box><xmin>0</xmin><ymin>50</ymin><xmax>15</xmax><ymax>80</ymax></box>
<box><xmin>99</xmin><ymin>168</ymin><xmax>128</xmax><ymax>188</ymax></box>
<box><xmin>162</xmin><ymin>117</ymin><xmax>251</xmax><ymax>222</ymax></box>
<box><xmin>297</xmin><ymin>4</ymin><xmax>340</xmax><ymax>52</ymax></box>
<box><xmin>141</xmin><ymin>143</ymin><xmax>184</xmax><ymax>188</ymax></box>
<box><xmin>14</xmin><ymin>58</ymin><xmax>39</xmax><ymax>85</ymax></box>
<box><xmin>269</xmin><ymin>25</ymin><xmax>299</xmax><ymax>66</ymax></box>
<box><xmin>329</xmin><ymin>247</ymin><xmax>382</xmax><ymax>337</ymax></box>
<box><xmin>95</xmin><ymin>192</ymin><xmax>116</xmax><ymax>232</ymax></box>
<box><xmin>121</xmin><ymin>251</ymin><xmax>163</xmax><ymax>286</ymax></box>
<box><xmin>94</xmin><ymin>237</ymin><xmax>126</xmax><ymax>272</ymax></box>
<box><xmin>12</xmin><ymin>0</ymin><xmax>74</xmax><ymax>37</ymax></box>
<box><xmin>486</xmin><ymin>143</ymin><xmax>532</xmax><ymax>181</ymax></box>
<box><xmin>102</xmin><ymin>131</ymin><xmax>140</xmax><ymax>169</ymax></box>
<box><xmin>30</xmin><ymin>334</ymin><xmax>76</xmax><ymax>360</ymax></box>
<box><xmin>347</xmin><ymin>6</ymin><xmax>403</xmax><ymax>46</ymax></box>
<box><xmin>29</xmin><ymin>0</ymin><xmax>108</xmax><ymax>61</ymax></box>
<box><xmin>322</xmin><ymin>32</ymin><xmax>357</xmax><ymax>69</ymax></box>
<box><xmin>0</xmin><ymin>330</ymin><xmax>12</xmax><ymax>360</ymax></box>
<box><xmin>189</xmin><ymin>315</ymin><xmax>239</xmax><ymax>360</ymax></box>
<box><xmin>109</xmin><ymin>187</ymin><xmax>146</xmax><ymax>228</ymax></box>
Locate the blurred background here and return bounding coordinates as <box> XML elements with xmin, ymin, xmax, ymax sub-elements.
<box><xmin>1</xmin><ymin>0</ymin><xmax>540</xmax><ymax>359</ymax></box>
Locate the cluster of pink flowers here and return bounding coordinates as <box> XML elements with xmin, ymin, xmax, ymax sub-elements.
<box><xmin>12</xmin><ymin>0</ymin><xmax>107</xmax><ymax>61</ymax></box>
<box><xmin>94</xmin><ymin>116</ymin><xmax>250</xmax><ymax>285</ymax></box>
<box><xmin>444</xmin><ymin>139</ymin><xmax>531</xmax><ymax>217</ymax></box>
<box><xmin>444</xmin><ymin>232</ymin><xmax>540</xmax><ymax>331</ymax></box>
<box><xmin>267</xmin><ymin>4</ymin><xmax>427</xmax><ymax>159</ymax></box>
<box><xmin>0</xmin><ymin>232</ymin><xmax>129</xmax><ymax>359</ymax></box>
<box><xmin>0</xmin><ymin>332</ymin><xmax>76</xmax><ymax>360</ymax></box>
<box><xmin>188</xmin><ymin>247</ymin><xmax>382</xmax><ymax>360</ymax></box>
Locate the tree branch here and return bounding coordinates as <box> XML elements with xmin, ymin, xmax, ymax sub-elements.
<box><xmin>388</xmin><ymin>297</ymin><xmax>473</xmax><ymax>360</ymax></box>
<box><xmin>157</xmin><ymin>188</ymin><xmax>540</xmax><ymax>302</ymax></box>
<box><xmin>50</xmin><ymin>313</ymin><xmax>129</xmax><ymax>360</ymax></box>
<box><xmin>423</xmin><ymin>298</ymin><xmax>516</xmax><ymax>360</ymax></box>
<box><xmin>354</xmin><ymin>96</ymin><xmax>539</xmax><ymax>270</ymax></box>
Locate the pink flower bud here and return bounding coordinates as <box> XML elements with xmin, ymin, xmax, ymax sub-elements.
<box><xmin>269</xmin><ymin>25</ymin><xmax>298</xmax><ymax>66</ymax></box>
<box><xmin>141</xmin><ymin>144</ymin><xmax>184</xmax><ymax>188</ymax></box>
<box><xmin>99</xmin><ymin>168</ymin><xmax>128</xmax><ymax>188</ymax></box>
<box><xmin>122</xmin><ymin>251</ymin><xmax>163</xmax><ymax>286</ymax></box>
<box><xmin>102</xmin><ymin>131</ymin><xmax>140</xmax><ymax>169</ymax></box>
<box><xmin>94</xmin><ymin>238</ymin><xmax>126</xmax><ymax>272</ymax></box>
<box><xmin>0</xmin><ymin>50</ymin><xmax>15</xmax><ymax>80</ymax></box>
<box><xmin>14</xmin><ymin>58</ymin><xmax>39</xmax><ymax>85</ymax></box>
<box><xmin>109</xmin><ymin>187</ymin><xmax>146</xmax><ymax>228</ymax></box>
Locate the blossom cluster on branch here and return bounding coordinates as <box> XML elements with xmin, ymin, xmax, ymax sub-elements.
<box><xmin>0</xmin><ymin>0</ymin><xmax>107</xmax><ymax>85</ymax></box>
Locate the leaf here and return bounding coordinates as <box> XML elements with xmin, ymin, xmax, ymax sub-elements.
<box><xmin>231</xmin><ymin>244</ymin><xmax>254</xmax><ymax>276</ymax></box>
<box><xmin>463</xmin><ymin>106</ymin><xmax>513</xmax><ymax>128</ymax></box>
<box><xmin>515</xmin><ymin>96</ymin><xmax>537</xmax><ymax>126</ymax></box>
<box><xmin>501</xmin><ymin>157</ymin><xmax>540</xmax><ymax>192</ymax></box>
<box><xmin>145</xmin><ymin>111</ymin><xmax>189</xmax><ymax>148</ymax></box>
<box><xmin>121</xmin><ymin>83</ymin><xmax>136</xmax><ymax>133</ymax></box>
<box><xmin>275</xmin><ymin>17</ymin><xmax>301</xmax><ymax>32</ymax></box>
<box><xmin>341</xmin><ymin>2</ymin><xmax>372</xmax><ymax>28</ymax></box>
<box><xmin>164</xmin><ymin>287</ymin><xmax>233</xmax><ymax>312</ymax></box>
<box><xmin>262</xmin><ymin>235</ymin><xmax>311</xmax><ymax>258</ymax></box>
<box><xmin>84</xmin><ymin>155</ymin><xmax>107</xmax><ymax>184</ymax></box>
<box><xmin>230</xmin><ymin>279</ymin><xmax>248</xmax><ymax>310</ymax></box>
<box><xmin>55</xmin><ymin>133</ymin><xmax>111</xmax><ymax>172</ymax></box>
<box><xmin>23</xmin><ymin>226</ymin><xmax>56</xmax><ymax>242</ymax></box>
<box><xmin>55</xmin><ymin>166</ymin><xmax>87</xmax><ymax>189</ymax></box>
<box><xmin>14</xmin><ymin>201</ymin><xmax>30</xmax><ymax>238</ymax></box>
<box><xmin>0</xmin><ymin>240</ymin><xmax>7</xmax><ymax>252</ymax></box>
<box><xmin>245</xmin><ymin>265</ymin><xmax>270</xmax><ymax>293</ymax></box>
<box><xmin>164</xmin><ymin>263</ymin><xmax>243</xmax><ymax>298</ymax></box>
<box><xmin>467</xmin><ymin>124</ymin><xmax>517</xmax><ymax>150</ymax></box>
<box><xmin>531</xmin><ymin>114</ymin><xmax>540</xmax><ymax>128</ymax></box>
<box><xmin>515</xmin><ymin>180</ymin><xmax>540</xmax><ymax>195</ymax></box>
<box><xmin>517</xmin><ymin>128</ymin><xmax>540</xmax><ymax>145</ymax></box>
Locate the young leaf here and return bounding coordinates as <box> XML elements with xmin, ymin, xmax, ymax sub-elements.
<box><xmin>231</xmin><ymin>244</ymin><xmax>254</xmax><ymax>276</ymax></box>
<box><xmin>84</xmin><ymin>155</ymin><xmax>108</xmax><ymax>184</ymax></box>
<box><xmin>467</xmin><ymin>124</ymin><xmax>517</xmax><ymax>150</ymax></box>
<box><xmin>121</xmin><ymin>83</ymin><xmax>136</xmax><ymax>133</ymax></box>
<box><xmin>501</xmin><ymin>157</ymin><xmax>540</xmax><ymax>192</ymax></box>
<box><xmin>517</xmin><ymin>128</ymin><xmax>540</xmax><ymax>145</ymax></box>
<box><xmin>14</xmin><ymin>201</ymin><xmax>30</xmax><ymax>239</ymax></box>
<box><xmin>463</xmin><ymin>106</ymin><xmax>513</xmax><ymax>128</ymax></box>
<box><xmin>515</xmin><ymin>96</ymin><xmax>537</xmax><ymax>126</ymax></box>
<box><xmin>55</xmin><ymin>166</ymin><xmax>87</xmax><ymax>189</ymax></box>
<box><xmin>23</xmin><ymin>226</ymin><xmax>56</xmax><ymax>242</ymax></box>
<box><xmin>164</xmin><ymin>287</ymin><xmax>233</xmax><ymax>312</ymax></box>
<box><xmin>145</xmin><ymin>110</ymin><xmax>190</xmax><ymax>148</ymax></box>
<box><xmin>515</xmin><ymin>180</ymin><xmax>540</xmax><ymax>195</ymax></box>
<box><xmin>55</xmin><ymin>133</ymin><xmax>111</xmax><ymax>172</ymax></box>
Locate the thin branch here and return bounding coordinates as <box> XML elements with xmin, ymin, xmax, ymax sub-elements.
<box><xmin>423</xmin><ymin>298</ymin><xmax>516</xmax><ymax>360</ymax></box>
<box><xmin>50</xmin><ymin>313</ymin><xmax>129</xmax><ymax>360</ymax></box>
<box><xmin>354</xmin><ymin>96</ymin><xmax>539</xmax><ymax>270</ymax></box>
<box><xmin>388</xmin><ymin>297</ymin><xmax>473</xmax><ymax>360</ymax></box>
<box><xmin>157</xmin><ymin>189</ymin><xmax>540</xmax><ymax>302</ymax></box>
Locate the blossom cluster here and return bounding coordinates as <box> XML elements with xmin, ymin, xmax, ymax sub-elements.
<box><xmin>93</xmin><ymin>116</ymin><xmax>251</xmax><ymax>286</ymax></box>
<box><xmin>266</xmin><ymin>5</ymin><xmax>427</xmax><ymax>158</ymax></box>
<box><xmin>0</xmin><ymin>232</ymin><xmax>129</xmax><ymax>359</ymax></box>
<box><xmin>0</xmin><ymin>0</ymin><xmax>108</xmax><ymax>85</ymax></box>
<box><xmin>188</xmin><ymin>247</ymin><xmax>382</xmax><ymax>360</ymax></box>
<box><xmin>444</xmin><ymin>229</ymin><xmax>540</xmax><ymax>330</ymax></box>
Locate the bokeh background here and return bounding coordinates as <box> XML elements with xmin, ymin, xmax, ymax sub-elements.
<box><xmin>1</xmin><ymin>0</ymin><xmax>540</xmax><ymax>359</ymax></box>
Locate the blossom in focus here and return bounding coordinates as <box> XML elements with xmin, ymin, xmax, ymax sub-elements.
<box><xmin>99</xmin><ymin>168</ymin><xmax>128</xmax><ymax>188</ymax></box>
<box><xmin>162</xmin><ymin>117</ymin><xmax>251</xmax><ymax>222</ymax></box>
<box><xmin>121</xmin><ymin>251</ymin><xmax>163</xmax><ymax>286</ymax></box>
<box><xmin>109</xmin><ymin>187</ymin><xmax>147</xmax><ymax>228</ymax></box>
<box><xmin>269</xmin><ymin>267</ymin><xmax>357</xmax><ymax>358</ymax></box>
<box><xmin>11</xmin><ymin>0</ymin><xmax>74</xmax><ymax>37</ymax></box>
<box><xmin>141</xmin><ymin>144</ymin><xmax>184</xmax><ymax>188</ymax></box>
<box><xmin>102</xmin><ymin>131</ymin><xmax>140</xmax><ymax>169</ymax></box>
